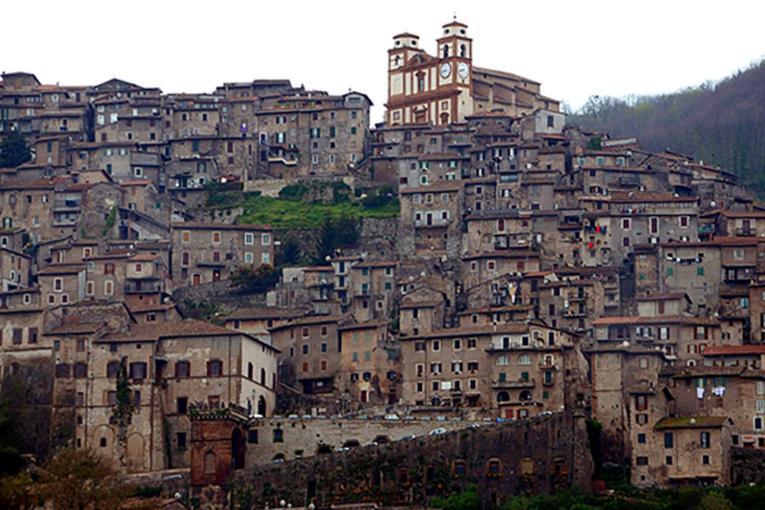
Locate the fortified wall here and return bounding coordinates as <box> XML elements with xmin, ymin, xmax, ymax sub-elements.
<box><xmin>246</xmin><ymin>415</ymin><xmax>485</xmax><ymax>465</ymax></box>
<box><xmin>190</xmin><ymin>407</ymin><xmax>592</xmax><ymax>509</ymax></box>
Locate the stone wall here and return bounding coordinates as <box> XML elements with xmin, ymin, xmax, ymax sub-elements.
<box><xmin>173</xmin><ymin>280</ymin><xmax>268</xmax><ymax>317</ymax></box>
<box><xmin>359</xmin><ymin>217</ymin><xmax>399</xmax><ymax>260</ymax></box>
<box><xmin>246</xmin><ymin>416</ymin><xmax>485</xmax><ymax>465</ymax></box>
<box><xmin>221</xmin><ymin>412</ymin><xmax>592</xmax><ymax>509</ymax></box>
<box><xmin>731</xmin><ymin>447</ymin><xmax>765</xmax><ymax>485</ymax></box>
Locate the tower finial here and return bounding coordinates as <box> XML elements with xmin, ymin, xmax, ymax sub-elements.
<box><xmin>453</xmin><ymin>12</ymin><xmax>457</xmax><ymax>21</ymax></box>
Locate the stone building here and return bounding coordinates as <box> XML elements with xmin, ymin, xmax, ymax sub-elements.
<box><xmin>170</xmin><ymin>222</ymin><xmax>273</xmax><ymax>286</ymax></box>
<box><xmin>50</xmin><ymin>318</ymin><xmax>278</xmax><ymax>473</ymax></box>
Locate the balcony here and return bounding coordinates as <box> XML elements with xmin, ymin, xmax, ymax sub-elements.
<box><xmin>125</xmin><ymin>281</ymin><xmax>163</xmax><ymax>294</ymax></box>
<box><xmin>492</xmin><ymin>378</ymin><xmax>535</xmax><ymax>390</ymax></box>
<box><xmin>735</xmin><ymin>227</ymin><xmax>756</xmax><ymax>236</ymax></box>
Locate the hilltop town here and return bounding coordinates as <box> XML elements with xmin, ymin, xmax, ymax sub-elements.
<box><xmin>2</xmin><ymin>19</ymin><xmax>765</xmax><ymax>508</ymax></box>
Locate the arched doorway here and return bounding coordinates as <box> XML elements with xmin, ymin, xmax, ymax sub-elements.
<box><xmin>231</xmin><ymin>428</ymin><xmax>245</xmax><ymax>470</ymax></box>
<box><xmin>257</xmin><ymin>395</ymin><xmax>266</xmax><ymax>417</ymax></box>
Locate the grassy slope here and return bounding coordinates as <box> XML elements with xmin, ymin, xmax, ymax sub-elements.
<box><xmin>235</xmin><ymin>195</ymin><xmax>399</xmax><ymax>229</ymax></box>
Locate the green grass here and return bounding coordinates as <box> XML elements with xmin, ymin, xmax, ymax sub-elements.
<box><xmin>235</xmin><ymin>195</ymin><xmax>399</xmax><ymax>229</ymax></box>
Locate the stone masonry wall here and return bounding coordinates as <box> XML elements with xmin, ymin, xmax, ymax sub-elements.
<box><xmin>246</xmin><ymin>416</ymin><xmax>485</xmax><ymax>465</ymax></box>
<box><xmin>731</xmin><ymin>446</ymin><xmax>765</xmax><ymax>485</ymax></box>
<box><xmin>224</xmin><ymin>412</ymin><xmax>592</xmax><ymax>509</ymax></box>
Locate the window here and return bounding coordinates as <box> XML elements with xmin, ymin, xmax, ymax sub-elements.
<box><xmin>636</xmin><ymin>456</ymin><xmax>648</xmax><ymax>466</ymax></box>
<box><xmin>637</xmin><ymin>433</ymin><xmax>646</xmax><ymax>444</ymax></box>
<box><xmin>106</xmin><ymin>361</ymin><xmax>120</xmax><ymax>378</ymax></box>
<box><xmin>74</xmin><ymin>363</ymin><xmax>87</xmax><ymax>378</ymax></box>
<box><xmin>664</xmin><ymin>432</ymin><xmax>673</xmax><ymax>448</ymax></box>
<box><xmin>700</xmin><ymin>431</ymin><xmax>710</xmax><ymax>448</ymax></box>
<box><xmin>244</xmin><ymin>233</ymin><xmax>254</xmax><ymax>245</ymax></box>
<box><xmin>273</xmin><ymin>428</ymin><xmax>284</xmax><ymax>442</ymax></box>
<box><xmin>129</xmin><ymin>362</ymin><xmax>147</xmax><ymax>380</ymax></box>
<box><xmin>207</xmin><ymin>360</ymin><xmax>223</xmax><ymax>377</ymax></box>
<box><xmin>622</xmin><ymin>218</ymin><xmax>631</xmax><ymax>230</ymax></box>
<box><xmin>665</xmin><ymin>456</ymin><xmax>673</xmax><ymax>465</ymax></box>
<box><xmin>177</xmin><ymin>397</ymin><xmax>188</xmax><ymax>415</ymax></box>
<box><xmin>702</xmin><ymin>454</ymin><xmax>710</xmax><ymax>465</ymax></box>
<box><xmin>175</xmin><ymin>361</ymin><xmax>190</xmax><ymax>378</ymax></box>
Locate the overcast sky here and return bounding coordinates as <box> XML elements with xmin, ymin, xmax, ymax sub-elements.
<box><xmin>4</xmin><ymin>0</ymin><xmax>764</xmax><ymax>122</ymax></box>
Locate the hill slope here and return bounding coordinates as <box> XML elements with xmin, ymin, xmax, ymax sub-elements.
<box><xmin>569</xmin><ymin>60</ymin><xmax>765</xmax><ymax>192</ymax></box>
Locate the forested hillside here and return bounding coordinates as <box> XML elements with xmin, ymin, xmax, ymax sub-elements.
<box><xmin>569</xmin><ymin>60</ymin><xmax>765</xmax><ymax>193</ymax></box>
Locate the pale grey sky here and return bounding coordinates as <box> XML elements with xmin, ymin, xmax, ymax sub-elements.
<box><xmin>4</xmin><ymin>0</ymin><xmax>764</xmax><ymax>122</ymax></box>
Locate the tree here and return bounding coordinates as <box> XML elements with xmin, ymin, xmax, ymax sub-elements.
<box><xmin>697</xmin><ymin>491</ymin><xmax>733</xmax><ymax>510</ymax></box>
<box><xmin>111</xmin><ymin>363</ymin><xmax>135</xmax><ymax>469</ymax></box>
<box><xmin>232</xmin><ymin>263</ymin><xmax>279</xmax><ymax>294</ymax></box>
<box><xmin>33</xmin><ymin>448</ymin><xmax>133</xmax><ymax>510</ymax></box>
<box><xmin>314</xmin><ymin>216</ymin><xmax>360</xmax><ymax>264</ymax></box>
<box><xmin>0</xmin><ymin>400</ymin><xmax>25</xmax><ymax>477</ymax></box>
<box><xmin>280</xmin><ymin>237</ymin><xmax>301</xmax><ymax>266</ymax></box>
<box><xmin>430</xmin><ymin>485</ymin><xmax>481</xmax><ymax>510</ymax></box>
<box><xmin>0</xmin><ymin>133</ymin><xmax>32</xmax><ymax>168</ymax></box>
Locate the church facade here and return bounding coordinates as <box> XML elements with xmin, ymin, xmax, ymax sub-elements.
<box><xmin>385</xmin><ymin>20</ymin><xmax>560</xmax><ymax>126</ymax></box>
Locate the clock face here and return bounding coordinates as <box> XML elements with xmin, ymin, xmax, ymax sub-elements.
<box><xmin>458</xmin><ymin>62</ymin><xmax>469</xmax><ymax>79</ymax></box>
<box><xmin>440</xmin><ymin>62</ymin><xmax>452</xmax><ymax>79</ymax></box>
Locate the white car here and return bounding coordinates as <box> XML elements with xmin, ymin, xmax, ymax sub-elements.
<box><xmin>428</xmin><ymin>427</ymin><xmax>447</xmax><ymax>436</ymax></box>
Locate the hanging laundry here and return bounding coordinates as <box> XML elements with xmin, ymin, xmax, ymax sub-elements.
<box><xmin>696</xmin><ymin>387</ymin><xmax>705</xmax><ymax>399</ymax></box>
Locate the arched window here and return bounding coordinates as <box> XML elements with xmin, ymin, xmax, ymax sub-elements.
<box><xmin>460</xmin><ymin>44</ymin><xmax>467</xmax><ymax>57</ymax></box>
<box><xmin>520</xmin><ymin>390</ymin><xmax>533</xmax><ymax>401</ymax></box>
<box><xmin>496</xmin><ymin>355</ymin><xmax>509</xmax><ymax>366</ymax></box>
<box><xmin>260</xmin><ymin>368</ymin><xmax>266</xmax><ymax>386</ymax></box>
<box><xmin>247</xmin><ymin>362</ymin><xmax>253</xmax><ymax>379</ymax></box>
<box><xmin>257</xmin><ymin>395</ymin><xmax>266</xmax><ymax>417</ymax></box>
<box><xmin>486</xmin><ymin>458</ymin><xmax>502</xmax><ymax>476</ymax></box>
<box><xmin>497</xmin><ymin>391</ymin><xmax>510</xmax><ymax>403</ymax></box>
<box><xmin>442</xmin><ymin>45</ymin><xmax>449</xmax><ymax>58</ymax></box>
<box><xmin>519</xmin><ymin>354</ymin><xmax>532</xmax><ymax>365</ymax></box>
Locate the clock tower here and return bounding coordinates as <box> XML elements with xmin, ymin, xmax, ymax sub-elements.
<box><xmin>436</xmin><ymin>20</ymin><xmax>473</xmax><ymax>123</ymax></box>
<box><xmin>385</xmin><ymin>19</ymin><xmax>474</xmax><ymax>127</ymax></box>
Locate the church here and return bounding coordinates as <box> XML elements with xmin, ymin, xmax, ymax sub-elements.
<box><xmin>385</xmin><ymin>20</ymin><xmax>560</xmax><ymax>126</ymax></box>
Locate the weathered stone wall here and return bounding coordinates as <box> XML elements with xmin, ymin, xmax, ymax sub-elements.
<box><xmin>246</xmin><ymin>416</ymin><xmax>485</xmax><ymax>465</ymax></box>
<box><xmin>731</xmin><ymin>447</ymin><xmax>765</xmax><ymax>485</ymax></box>
<box><xmin>224</xmin><ymin>412</ymin><xmax>592</xmax><ymax>509</ymax></box>
<box><xmin>0</xmin><ymin>353</ymin><xmax>55</xmax><ymax>459</ymax></box>
<box><xmin>359</xmin><ymin>217</ymin><xmax>398</xmax><ymax>260</ymax></box>
<box><xmin>173</xmin><ymin>280</ymin><xmax>268</xmax><ymax>317</ymax></box>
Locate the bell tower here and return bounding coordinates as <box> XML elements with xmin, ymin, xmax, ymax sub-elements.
<box><xmin>436</xmin><ymin>19</ymin><xmax>473</xmax><ymax>122</ymax></box>
<box><xmin>437</xmin><ymin>19</ymin><xmax>472</xmax><ymax>62</ymax></box>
